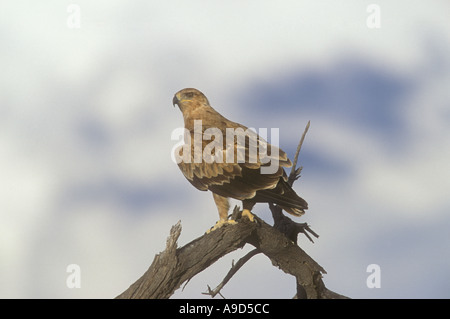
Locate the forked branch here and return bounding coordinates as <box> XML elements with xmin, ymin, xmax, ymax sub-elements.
<box><xmin>116</xmin><ymin>121</ymin><xmax>348</xmax><ymax>299</ymax></box>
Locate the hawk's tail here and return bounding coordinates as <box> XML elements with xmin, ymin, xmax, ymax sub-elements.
<box><xmin>277</xmin><ymin>205</ymin><xmax>306</xmax><ymax>217</ymax></box>
<box><xmin>257</xmin><ymin>179</ymin><xmax>308</xmax><ymax>217</ymax></box>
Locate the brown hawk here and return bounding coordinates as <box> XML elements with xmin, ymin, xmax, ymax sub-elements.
<box><xmin>172</xmin><ymin>88</ymin><xmax>308</xmax><ymax>232</ymax></box>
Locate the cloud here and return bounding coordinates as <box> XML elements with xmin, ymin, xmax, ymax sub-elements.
<box><xmin>1</xmin><ymin>1</ymin><xmax>449</xmax><ymax>299</ymax></box>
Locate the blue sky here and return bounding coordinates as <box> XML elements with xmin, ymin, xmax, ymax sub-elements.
<box><xmin>1</xmin><ymin>1</ymin><xmax>449</xmax><ymax>298</ymax></box>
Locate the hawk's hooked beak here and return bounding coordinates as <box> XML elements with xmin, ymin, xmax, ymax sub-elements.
<box><xmin>172</xmin><ymin>94</ymin><xmax>179</xmax><ymax>107</ymax></box>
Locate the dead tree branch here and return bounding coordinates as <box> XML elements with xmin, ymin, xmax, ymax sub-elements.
<box><xmin>115</xmin><ymin>219</ymin><xmax>256</xmax><ymax>299</ymax></box>
<box><xmin>116</xmin><ymin>121</ymin><xmax>348</xmax><ymax>299</ymax></box>
<box><xmin>116</xmin><ymin>215</ymin><xmax>346</xmax><ymax>299</ymax></box>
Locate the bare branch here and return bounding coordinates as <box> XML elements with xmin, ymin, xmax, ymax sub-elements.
<box><xmin>116</xmin><ymin>215</ymin><xmax>347</xmax><ymax>299</ymax></box>
<box><xmin>288</xmin><ymin>120</ymin><xmax>310</xmax><ymax>186</ymax></box>
<box><xmin>202</xmin><ymin>248</ymin><xmax>261</xmax><ymax>298</ymax></box>
<box><xmin>116</xmin><ymin>218</ymin><xmax>256</xmax><ymax>299</ymax></box>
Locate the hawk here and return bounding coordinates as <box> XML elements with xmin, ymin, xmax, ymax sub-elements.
<box><xmin>172</xmin><ymin>88</ymin><xmax>308</xmax><ymax>232</ymax></box>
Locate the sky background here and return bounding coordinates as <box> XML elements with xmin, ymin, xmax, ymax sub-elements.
<box><xmin>1</xmin><ymin>1</ymin><xmax>450</xmax><ymax>298</ymax></box>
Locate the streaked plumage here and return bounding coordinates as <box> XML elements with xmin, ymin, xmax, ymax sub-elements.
<box><xmin>172</xmin><ymin>88</ymin><xmax>307</xmax><ymax>229</ymax></box>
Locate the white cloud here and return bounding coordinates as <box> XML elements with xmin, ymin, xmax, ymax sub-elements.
<box><xmin>1</xmin><ymin>0</ymin><xmax>449</xmax><ymax>299</ymax></box>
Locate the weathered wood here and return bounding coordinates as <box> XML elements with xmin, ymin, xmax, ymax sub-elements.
<box><xmin>246</xmin><ymin>216</ymin><xmax>347</xmax><ymax>299</ymax></box>
<box><xmin>116</xmin><ymin>219</ymin><xmax>257</xmax><ymax>299</ymax></box>
<box><xmin>116</xmin><ymin>216</ymin><xmax>347</xmax><ymax>299</ymax></box>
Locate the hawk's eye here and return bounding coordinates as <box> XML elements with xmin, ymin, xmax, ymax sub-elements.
<box><xmin>184</xmin><ymin>92</ymin><xmax>194</xmax><ymax>99</ymax></box>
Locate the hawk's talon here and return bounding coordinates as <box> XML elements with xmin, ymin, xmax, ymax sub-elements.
<box><xmin>241</xmin><ymin>209</ymin><xmax>255</xmax><ymax>222</ymax></box>
<box><xmin>206</xmin><ymin>219</ymin><xmax>237</xmax><ymax>234</ymax></box>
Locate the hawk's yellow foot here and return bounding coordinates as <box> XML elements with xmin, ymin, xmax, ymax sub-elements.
<box><xmin>241</xmin><ymin>209</ymin><xmax>255</xmax><ymax>222</ymax></box>
<box><xmin>206</xmin><ymin>219</ymin><xmax>237</xmax><ymax>234</ymax></box>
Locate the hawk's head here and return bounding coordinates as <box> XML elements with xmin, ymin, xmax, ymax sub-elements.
<box><xmin>172</xmin><ymin>88</ymin><xmax>210</xmax><ymax>112</ymax></box>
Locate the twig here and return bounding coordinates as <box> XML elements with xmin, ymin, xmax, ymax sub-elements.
<box><xmin>296</xmin><ymin>222</ymin><xmax>319</xmax><ymax>243</ymax></box>
<box><xmin>202</xmin><ymin>249</ymin><xmax>261</xmax><ymax>298</ymax></box>
<box><xmin>288</xmin><ymin>120</ymin><xmax>310</xmax><ymax>186</ymax></box>
<box><xmin>269</xmin><ymin>203</ymin><xmax>319</xmax><ymax>243</ymax></box>
<box><xmin>269</xmin><ymin>120</ymin><xmax>317</xmax><ymax>244</ymax></box>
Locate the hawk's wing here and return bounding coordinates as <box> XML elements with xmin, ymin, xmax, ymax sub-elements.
<box><xmin>176</xmin><ymin>128</ymin><xmax>292</xmax><ymax>200</ymax></box>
